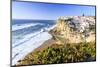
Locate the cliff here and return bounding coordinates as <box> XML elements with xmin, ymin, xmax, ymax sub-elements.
<box><xmin>50</xmin><ymin>16</ymin><xmax>95</xmax><ymax>44</ymax></box>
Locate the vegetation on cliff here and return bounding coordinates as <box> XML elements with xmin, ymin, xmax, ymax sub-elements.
<box><xmin>16</xmin><ymin>41</ymin><xmax>96</xmax><ymax>66</ymax></box>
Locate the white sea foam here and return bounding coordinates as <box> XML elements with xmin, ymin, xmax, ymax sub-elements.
<box><xmin>12</xmin><ymin>23</ymin><xmax>43</xmax><ymax>31</ymax></box>
<box><xmin>12</xmin><ymin>26</ymin><xmax>54</xmax><ymax>65</ymax></box>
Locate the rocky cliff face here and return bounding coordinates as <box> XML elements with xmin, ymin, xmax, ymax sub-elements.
<box><xmin>52</xmin><ymin>16</ymin><xmax>95</xmax><ymax>44</ymax></box>
<box><xmin>57</xmin><ymin>16</ymin><xmax>95</xmax><ymax>33</ymax></box>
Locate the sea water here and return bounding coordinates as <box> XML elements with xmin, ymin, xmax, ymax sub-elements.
<box><xmin>12</xmin><ymin>19</ymin><xmax>56</xmax><ymax>65</ymax></box>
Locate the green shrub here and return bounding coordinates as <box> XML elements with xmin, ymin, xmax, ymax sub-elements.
<box><xmin>17</xmin><ymin>41</ymin><xmax>96</xmax><ymax>66</ymax></box>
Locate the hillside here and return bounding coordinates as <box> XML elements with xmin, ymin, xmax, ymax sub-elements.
<box><xmin>15</xmin><ymin>16</ymin><xmax>96</xmax><ymax>66</ymax></box>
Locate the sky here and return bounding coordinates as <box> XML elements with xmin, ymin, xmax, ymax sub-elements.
<box><xmin>12</xmin><ymin>1</ymin><xmax>96</xmax><ymax>20</ymax></box>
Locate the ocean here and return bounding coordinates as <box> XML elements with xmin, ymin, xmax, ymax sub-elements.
<box><xmin>12</xmin><ymin>20</ymin><xmax>55</xmax><ymax>47</ymax></box>
<box><xmin>12</xmin><ymin>19</ymin><xmax>56</xmax><ymax>65</ymax></box>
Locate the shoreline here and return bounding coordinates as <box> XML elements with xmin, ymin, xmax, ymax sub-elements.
<box><xmin>12</xmin><ymin>31</ymin><xmax>52</xmax><ymax>65</ymax></box>
<box><xmin>33</xmin><ymin>39</ymin><xmax>55</xmax><ymax>52</ymax></box>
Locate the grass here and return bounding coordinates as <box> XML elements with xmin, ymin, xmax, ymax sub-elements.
<box><xmin>16</xmin><ymin>41</ymin><xmax>96</xmax><ymax>66</ymax></box>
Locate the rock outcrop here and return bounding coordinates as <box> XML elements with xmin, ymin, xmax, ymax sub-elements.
<box><xmin>51</xmin><ymin>16</ymin><xmax>95</xmax><ymax>44</ymax></box>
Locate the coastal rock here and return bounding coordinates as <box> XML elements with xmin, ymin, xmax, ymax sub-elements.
<box><xmin>52</xmin><ymin>16</ymin><xmax>95</xmax><ymax>44</ymax></box>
